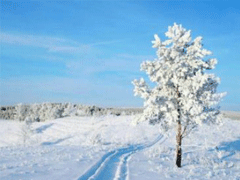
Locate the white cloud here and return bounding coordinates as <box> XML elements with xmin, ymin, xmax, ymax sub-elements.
<box><xmin>0</xmin><ymin>32</ymin><xmax>68</xmax><ymax>48</ymax></box>
<box><xmin>65</xmin><ymin>53</ymin><xmax>154</xmax><ymax>75</ymax></box>
<box><xmin>0</xmin><ymin>32</ymin><xmax>121</xmax><ymax>54</ymax></box>
<box><xmin>48</xmin><ymin>45</ymin><xmax>91</xmax><ymax>53</ymax></box>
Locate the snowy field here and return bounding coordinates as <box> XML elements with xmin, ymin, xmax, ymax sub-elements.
<box><xmin>0</xmin><ymin>114</ymin><xmax>240</xmax><ymax>180</ymax></box>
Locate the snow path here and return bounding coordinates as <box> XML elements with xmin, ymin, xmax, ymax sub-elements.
<box><xmin>78</xmin><ymin>135</ymin><xmax>165</xmax><ymax>180</ymax></box>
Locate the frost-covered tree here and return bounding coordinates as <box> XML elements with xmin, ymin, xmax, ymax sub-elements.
<box><xmin>133</xmin><ymin>23</ymin><xmax>226</xmax><ymax>167</ymax></box>
<box><xmin>15</xmin><ymin>103</ymin><xmax>29</xmax><ymax>121</ymax></box>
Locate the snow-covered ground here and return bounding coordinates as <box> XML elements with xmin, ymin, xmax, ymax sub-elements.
<box><xmin>0</xmin><ymin>115</ymin><xmax>239</xmax><ymax>180</ymax></box>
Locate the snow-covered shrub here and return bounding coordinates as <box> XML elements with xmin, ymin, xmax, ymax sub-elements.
<box><xmin>20</xmin><ymin>118</ymin><xmax>34</xmax><ymax>145</ymax></box>
<box><xmin>49</xmin><ymin>104</ymin><xmax>64</xmax><ymax>119</ymax></box>
<box><xmin>62</xmin><ymin>103</ymin><xmax>77</xmax><ymax>117</ymax></box>
<box><xmin>14</xmin><ymin>103</ymin><xmax>29</xmax><ymax>121</ymax></box>
<box><xmin>88</xmin><ymin>133</ymin><xmax>102</xmax><ymax>145</ymax></box>
<box><xmin>14</xmin><ymin>103</ymin><xmax>64</xmax><ymax>122</ymax></box>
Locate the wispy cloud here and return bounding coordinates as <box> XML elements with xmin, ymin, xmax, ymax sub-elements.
<box><xmin>0</xmin><ymin>32</ymin><xmax>68</xmax><ymax>47</ymax></box>
<box><xmin>0</xmin><ymin>32</ymin><xmax>122</xmax><ymax>54</ymax></box>
<box><xmin>48</xmin><ymin>45</ymin><xmax>91</xmax><ymax>53</ymax></box>
<box><xmin>66</xmin><ymin>53</ymin><xmax>154</xmax><ymax>76</ymax></box>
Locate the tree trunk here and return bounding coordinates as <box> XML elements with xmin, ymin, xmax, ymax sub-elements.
<box><xmin>176</xmin><ymin>119</ymin><xmax>182</xmax><ymax>167</ymax></box>
<box><xmin>176</xmin><ymin>86</ymin><xmax>182</xmax><ymax>167</ymax></box>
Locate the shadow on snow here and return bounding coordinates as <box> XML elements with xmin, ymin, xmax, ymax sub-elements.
<box><xmin>41</xmin><ymin>136</ymin><xmax>71</xmax><ymax>146</ymax></box>
<box><xmin>35</xmin><ymin>123</ymin><xmax>54</xmax><ymax>133</ymax></box>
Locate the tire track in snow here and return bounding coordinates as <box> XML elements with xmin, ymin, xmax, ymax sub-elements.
<box><xmin>113</xmin><ymin>151</ymin><xmax>133</xmax><ymax>180</ymax></box>
<box><xmin>78</xmin><ymin>135</ymin><xmax>165</xmax><ymax>180</ymax></box>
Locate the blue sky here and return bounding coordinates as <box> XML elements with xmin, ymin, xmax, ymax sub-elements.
<box><xmin>1</xmin><ymin>1</ymin><xmax>240</xmax><ymax>110</ymax></box>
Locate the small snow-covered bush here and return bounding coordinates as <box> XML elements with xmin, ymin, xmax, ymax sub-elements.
<box><xmin>20</xmin><ymin>118</ymin><xmax>34</xmax><ymax>145</ymax></box>
<box><xmin>15</xmin><ymin>103</ymin><xmax>29</xmax><ymax>121</ymax></box>
<box><xmin>89</xmin><ymin>133</ymin><xmax>102</xmax><ymax>145</ymax></box>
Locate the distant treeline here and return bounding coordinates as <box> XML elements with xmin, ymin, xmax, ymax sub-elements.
<box><xmin>1</xmin><ymin>103</ymin><xmax>238</xmax><ymax>122</ymax></box>
<box><xmin>0</xmin><ymin>103</ymin><xmax>143</xmax><ymax>121</ymax></box>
